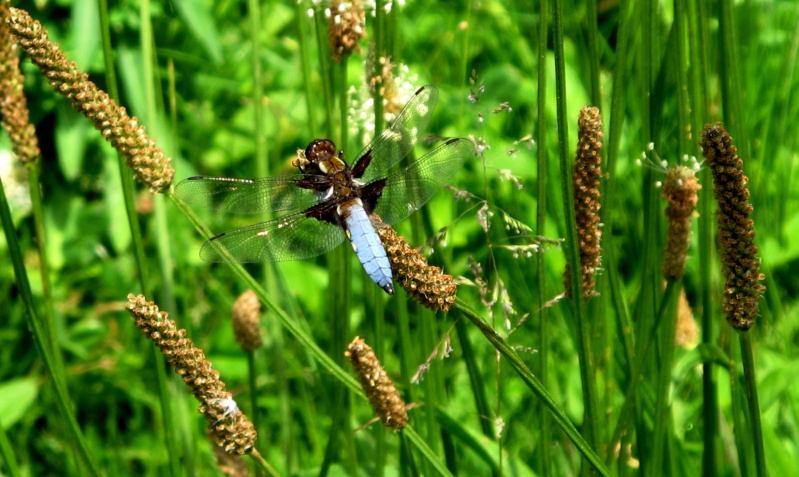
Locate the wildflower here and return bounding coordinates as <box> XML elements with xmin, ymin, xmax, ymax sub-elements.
<box><xmin>564</xmin><ymin>106</ymin><xmax>603</xmax><ymax>300</ymax></box>
<box><xmin>699</xmin><ymin>123</ymin><xmax>765</xmax><ymax>331</ymax></box>
<box><xmin>346</xmin><ymin>336</ymin><xmax>408</xmax><ymax>430</ymax></box>
<box><xmin>328</xmin><ymin>0</ymin><xmax>366</xmax><ymax>63</ymax></box>
<box><xmin>0</xmin><ymin>2</ymin><xmax>39</xmax><ymax>164</ymax></box>
<box><xmin>661</xmin><ymin>165</ymin><xmax>701</xmax><ymax>279</ymax></box>
<box><xmin>372</xmin><ymin>214</ymin><xmax>457</xmax><ymax>312</ymax></box>
<box><xmin>231</xmin><ymin>290</ymin><xmax>263</xmax><ymax>351</ymax></box>
<box><xmin>125</xmin><ymin>294</ymin><xmax>257</xmax><ymax>454</ymax></box>
<box><xmin>6</xmin><ymin>8</ymin><xmax>174</xmax><ymax>192</ymax></box>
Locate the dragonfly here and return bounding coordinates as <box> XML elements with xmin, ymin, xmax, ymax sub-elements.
<box><xmin>175</xmin><ymin>85</ymin><xmax>475</xmax><ymax>295</ymax></box>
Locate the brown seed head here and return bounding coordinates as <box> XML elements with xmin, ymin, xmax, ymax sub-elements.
<box><xmin>346</xmin><ymin>336</ymin><xmax>408</xmax><ymax>430</ymax></box>
<box><xmin>0</xmin><ymin>3</ymin><xmax>39</xmax><ymax>163</ymax></box>
<box><xmin>125</xmin><ymin>294</ymin><xmax>257</xmax><ymax>454</ymax></box>
<box><xmin>564</xmin><ymin>106</ymin><xmax>603</xmax><ymax>300</ymax></box>
<box><xmin>6</xmin><ymin>8</ymin><xmax>174</xmax><ymax>192</ymax></box>
<box><xmin>231</xmin><ymin>290</ymin><xmax>263</xmax><ymax>351</ymax></box>
<box><xmin>372</xmin><ymin>215</ymin><xmax>457</xmax><ymax>312</ymax></box>
<box><xmin>328</xmin><ymin>0</ymin><xmax>366</xmax><ymax>63</ymax></box>
<box><xmin>699</xmin><ymin>123</ymin><xmax>765</xmax><ymax>331</ymax></box>
<box><xmin>662</xmin><ymin>166</ymin><xmax>701</xmax><ymax>280</ymax></box>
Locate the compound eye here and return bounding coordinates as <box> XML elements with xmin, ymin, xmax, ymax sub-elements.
<box><xmin>305</xmin><ymin>139</ymin><xmax>337</xmax><ymax>163</ymax></box>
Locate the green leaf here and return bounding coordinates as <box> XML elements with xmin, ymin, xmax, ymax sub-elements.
<box><xmin>0</xmin><ymin>378</ymin><xmax>39</xmax><ymax>430</ymax></box>
<box><xmin>71</xmin><ymin>0</ymin><xmax>101</xmax><ymax>70</ymax></box>
<box><xmin>171</xmin><ymin>0</ymin><xmax>223</xmax><ymax>65</ymax></box>
<box><xmin>55</xmin><ymin>104</ymin><xmax>90</xmax><ymax>182</ymax></box>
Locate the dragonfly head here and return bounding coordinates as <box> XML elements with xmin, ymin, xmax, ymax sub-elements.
<box><xmin>305</xmin><ymin>139</ymin><xmax>337</xmax><ymax>164</ymax></box>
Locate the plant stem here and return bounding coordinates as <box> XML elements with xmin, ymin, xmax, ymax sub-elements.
<box><xmin>0</xmin><ymin>175</ymin><xmax>100</xmax><ymax>477</ymax></box>
<box><xmin>552</xmin><ymin>0</ymin><xmax>602</xmax><ymax>462</ymax></box>
<box><xmin>740</xmin><ymin>332</ymin><xmax>767</xmax><ymax>477</ymax></box>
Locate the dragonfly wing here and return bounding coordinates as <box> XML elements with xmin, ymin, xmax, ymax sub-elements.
<box><xmin>351</xmin><ymin>85</ymin><xmax>440</xmax><ymax>184</ymax></box>
<box><xmin>174</xmin><ymin>175</ymin><xmax>329</xmax><ymax>215</ymax></box>
<box><xmin>369</xmin><ymin>137</ymin><xmax>475</xmax><ymax>225</ymax></box>
<box><xmin>200</xmin><ymin>209</ymin><xmax>346</xmax><ymax>263</ymax></box>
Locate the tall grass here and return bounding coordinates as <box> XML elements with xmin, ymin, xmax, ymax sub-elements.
<box><xmin>1</xmin><ymin>0</ymin><xmax>797</xmax><ymax>475</ymax></box>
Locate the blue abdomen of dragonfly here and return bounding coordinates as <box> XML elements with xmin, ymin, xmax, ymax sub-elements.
<box><xmin>343</xmin><ymin>203</ymin><xmax>394</xmax><ymax>295</ymax></box>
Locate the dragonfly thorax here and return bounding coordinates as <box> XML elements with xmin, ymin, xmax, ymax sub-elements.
<box><xmin>303</xmin><ymin>139</ymin><xmax>347</xmax><ymax>175</ymax></box>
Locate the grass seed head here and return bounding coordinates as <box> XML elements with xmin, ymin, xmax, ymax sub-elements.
<box><xmin>346</xmin><ymin>336</ymin><xmax>408</xmax><ymax>430</ymax></box>
<box><xmin>662</xmin><ymin>165</ymin><xmax>701</xmax><ymax>280</ymax></box>
<box><xmin>125</xmin><ymin>294</ymin><xmax>257</xmax><ymax>454</ymax></box>
<box><xmin>7</xmin><ymin>8</ymin><xmax>174</xmax><ymax>192</ymax></box>
<box><xmin>699</xmin><ymin>123</ymin><xmax>765</xmax><ymax>331</ymax></box>
<box><xmin>564</xmin><ymin>105</ymin><xmax>603</xmax><ymax>300</ymax></box>
<box><xmin>231</xmin><ymin>290</ymin><xmax>263</xmax><ymax>351</ymax></box>
<box><xmin>372</xmin><ymin>214</ymin><xmax>457</xmax><ymax>312</ymax></box>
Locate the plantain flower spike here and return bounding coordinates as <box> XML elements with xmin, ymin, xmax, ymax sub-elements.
<box><xmin>564</xmin><ymin>106</ymin><xmax>603</xmax><ymax>300</ymax></box>
<box><xmin>231</xmin><ymin>290</ymin><xmax>264</xmax><ymax>352</ymax></box>
<box><xmin>125</xmin><ymin>294</ymin><xmax>257</xmax><ymax>454</ymax></box>
<box><xmin>699</xmin><ymin>123</ymin><xmax>766</xmax><ymax>331</ymax></box>
<box><xmin>346</xmin><ymin>336</ymin><xmax>408</xmax><ymax>430</ymax></box>
<box><xmin>6</xmin><ymin>8</ymin><xmax>174</xmax><ymax>192</ymax></box>
<box><xmin>328</xmin><ymin>0</ymin><xmax>366</xmax><ymax>63</ymax></box>
<box><xmin>372</xmin><ymin>214</ymin><xmax>457</xmax><ymax>312</ymax></box>
<box><xmin>0</xmin><ymin>2</ymin><xmax>39</xmax><ymax>164</ymax></box>
<box><xmin>662</xmin><ymin>165</ymin><xmax>701</xmax><ymax>280</ymax></box>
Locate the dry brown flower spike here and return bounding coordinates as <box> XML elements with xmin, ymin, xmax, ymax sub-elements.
<box><xmin>125</xmin><ymin>294</ymin><xmax>257</xmax><ymax>454</ymax></box>
<box><xmin>6</xmin><ymin>8</ymin><xmax>174</xmax><ymax>192</ymax></box>
<box><xmin>662</xmin><ymin>165</ymin><xmax>701</xmax><ymax>280</ymax></box>
<box><xmin>346</xmin><ymin>336</ymin><xmax>408</xmax><ymax>430</ymax></box>
<box><xmin>372</xmin><ymin>215</ymin><xmax>457</xmax><ymax>312</ymax></box>
<box><xmin>699</xmin><ymin>123</ymin><xmax>766</xmax><ymax>331</ymax></box>
<box><xmin>564</xmin><ymin>106</ymin><xmax>603</xmax><ymax>300</ymax></box>
<box><xmin>231</xmin><ymin>290</ymin><xmax>263</xmax><ymax>351</ymax></box>
<box><xmin>0</xmin><ymin>2</ymin><xmax>39</xmax><ymax>163</ymax></box>
<box><xmin>328</xmin><ymin>0</ymin><xmax>366</xmax><ymax>63</ymax></box>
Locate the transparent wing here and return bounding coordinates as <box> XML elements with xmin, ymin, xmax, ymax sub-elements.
<box><xmin>351</xmin><ymin>85</ymin><xmax>440</xmax><ymax>184</ymax></box>
<box><xmin>174</xmin><ymin>175</ymin><xmax>329</xmax><ymax>215</ymax></box>
<box><xmin>200</xmin><ymin>210</ymin><xmax>346</xmax><ymax>263</ymax></box>
<box><xmin>371</xmin><ymin>137</ymin><xmax>476</xmax><ymax>225</ymax></box>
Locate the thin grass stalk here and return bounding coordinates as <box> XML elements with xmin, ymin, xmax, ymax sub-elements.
<box><xmin>535</xmin><ymin>0</ymin><xmax>550</xmax><ymax>474</ymax></box>
<box><xmin>373</xmin><ymin>0</ymin><xmax>385</xmax><ymax>135</ymax></box>
<box><xmin>552</xmin><ymin>0</ymin><xmax>601</xmax><ymax>461</ymax></box>
<box><xmin>313</xmin><ymin>11</ymin><xmax>333</xmax><ymax>135</ymax></box>
<box><xmin>685</xmin><ymin>0</ymin><xmax>718</xmax><ymax>474</ymax></box>
<box><xmin>650</xmin><ymin>279</ymin><xmax>681</xmax><ymax>476</ymax></box>
<box><xmin>605</xmin><ymin>278</ymin><xmax>677</xmax><ymax>467</ymax></box>
<box><xmin>0</xmin><ymin>409</ymin><xmax>21</xmax><ymax>476</ymax></box>
<box><xmin>585</xmin><ymin>0</ymin><xmax>601</xmax><ymax>109</ymax></box>
<box><xmin>718</xmin><ymin>0</ymin><xmax>749</xmax><ymax>160</ymax></box>
<box><xmin>453</xmin><ymin>299</ymin><xmax>609</xmax><ymax>476</ymax></box>
<box><xmin>600</xmin><ymin>3</ymin><xmax>638</xmax><ymax>454</ymax></box>
<box><xmin>740</xmin><ymin>332</ymin><xmax>766</xmax><ymax>476</ymax></box>
<box><xmin>24</xmin><ymin>161</ymin><xmax>63</xmax><ymax>374</ymax></box>
<box><xmin>295</xmin><ymin>1</ymin><xmax>315</xmax><ymax>136</ymax></box>
<box><xmin>454</xmin><ymin>320</ymin><xmax>493</xmax><ymax>440</ymax></box>
<box><xmin>0</xmin><ymin>176</ymin><xmax>100</xmax><ymax>476</ymax></box>
<box><xmin>728</xmin><ymin>341</ymin><xmax>752</xmax><ymax>474</ymax></box>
